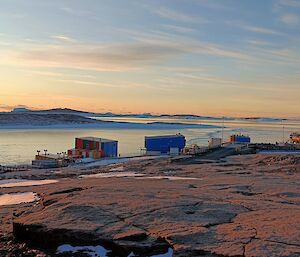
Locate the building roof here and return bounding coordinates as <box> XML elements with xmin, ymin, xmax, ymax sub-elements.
<box><xmin>77</xmin><ymin>137</ymin><xmax>117</xmax><ymax>143</ymax></box>
<box><xmin>145</xmin><ymin>134</ymin><xmax>185</xmax><ymax>139</ymax></box>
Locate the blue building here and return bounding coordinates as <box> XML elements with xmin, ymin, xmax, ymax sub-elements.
<box><xmin>101</xmin><ymin>139</ymin><xmax>118</xmax><ymax>157</ymax></box>
<box><xmin>229</xmin><ymin>134</ymin><xmax>251</xmax><ymax>143</ymax></box>
<box><xmin>145</xmin><ymin>134</ymin><xmax>186</xmax><ymax>155</ymax></box>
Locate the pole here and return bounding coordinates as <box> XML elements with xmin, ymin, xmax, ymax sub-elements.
<box><xmin>221</xmin><ymin>117</ymin><xmax>224</xmax><ymax>145</ymax></box>
<box><xmin>282</xmin><ymin>119</ymin><xmax>285</xmax><ymax>143</ymax></box>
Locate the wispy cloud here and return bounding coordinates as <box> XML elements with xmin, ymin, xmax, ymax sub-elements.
<box><xmin>178</xmin><ymin>73</ymin><xmax>239</xmax><ymax>86</ymax></box>
<box><xmin>243</xmin><ymin>44</ymin><xmax>300</xmax><ymax>66</ymax></box>
<box><xmin>22</xmin><ymin>69</ymin><xmax>64</xmax><ymax>77</ymax></box>
<box><xmin>280</xmin><ymin>13</ymin><xmax>300</xmax><ymax>25</ymax></box>
<box><xmin>55</xmin><ymin>78</ymin><xmax>156</xmax><ymax>90</ymax></box>
<box><xmin>276</xmin><ymin>0</ymin><xmax>300</xmax><ymax>8</ymax></box>
<box><xmin>120</xmin><ymin>29</ymin><xmax>249</xmax><ymax>60</ymax></box>
<box><xmin>155</xmin><ymin>73</ymin><xmax>290</xmax><ymax>96</ymax></box>
<box><xmin>60</xmin><ymin>7</ymin><xmax>90</xmax><ymax>16</ymax></box>
<box><xmin>194</xmin><ymin>0</ymin><xmax>232</xmax><ymax>10</ymax></box>
<box><xmin>161</xmin><ymin>66</ymin><xmax>209</xmax><ymax>73</ymax></box>
<box><xmin>268</xmin><ymin>48</ymin><xmax>298</xmax><ymax>58</ymax></box>
<box><xmin>2</xmin><ymin>43</ymin><xmax>180</xmax><ymax>72</ymax></box>
<box><xmin>196</xmin><ymin>43</ymin><xmax>249</xmax><ymax>60</ymax></box>
<box><xmin>241</xmin><ymin>25</ymin><xmax>282</xmax><ymax>35</ymax></box>
<box><xmin>14</xmin><ymin>42</ymin><xmax>189</xmax><ymax>72</ymax></box>
<box><xmin>162</xmin><ymin>24</ymin><xmax>195</xmax><ymax>34</ymax></box>
<box><xmin>175</xmin><ymin>73</ymin><xmax>277</xmax><ymax>91</ymax></box>
<box><xmin>159</xmin><ymin>72</ymin><xmax>300</xmax><ymax>100</ymax></box>
<box><xmin>154</xmin><ymin>7</ymin><xmax>206</xmax><ymax>23</ymax></box>
<box><xmin>227</xmin><ymin>21</ymin><xmax>283</xmax><ymax>35</ymax></box>
<box><xmin>245</xmin><ymin>39</ymin><xmax>273</xmax><ymax>46</ymax></box>
<box><xmin>56</xmin><ymin>79</ymin><xmax>104</xmax><ymax>86</ymax></box>
<box><xmin>2</xmin><ymin>37</ymin><xmax>249</xmax><ymax>72</ymax></box>
<box><xmin>51</xmin><ymin>35</ymin><xmax>77</xmax><ymax>43</ymax></box>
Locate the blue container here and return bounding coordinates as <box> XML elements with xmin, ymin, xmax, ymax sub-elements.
<box><xmin>235</xmin><ymin>136</ymin><xmax>251</xmax><ymax>143</ymax></box>
<box><xmin>101</xmin><ymin>140</ymin><xmax>118</xmax><ymax>157</ymax></box>
<box><xmin>145</xmin><ymin>134</ymin><xmax>186</xmax><ymax>154</ymax></box>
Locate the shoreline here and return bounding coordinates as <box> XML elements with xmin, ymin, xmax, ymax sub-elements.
<box><xmin>0</xmin><ymin>122</ymin><xmax>221</xmax><ymax>130</ymax></box>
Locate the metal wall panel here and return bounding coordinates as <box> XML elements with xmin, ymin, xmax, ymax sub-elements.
<box><xmin>145</xmin><ymin>135</ymin><xmax>186</xmax><ymax>153</ymax></box>
<box><xmin>101</xmin><ymin>141</ymin><xmax>118</xmax><ymax>157</ymax></box>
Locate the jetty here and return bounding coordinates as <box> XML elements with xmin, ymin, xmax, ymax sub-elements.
<box><xmin>0</xmin><ymin>165</ymin><xmax>31</xmax><ymax>173</ymax></box>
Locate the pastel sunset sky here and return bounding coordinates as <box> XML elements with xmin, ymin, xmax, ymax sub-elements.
<box><xmin>0</xmin><ymin>0</ymin><xmax>299</xmax><ymax>117</ymax></box>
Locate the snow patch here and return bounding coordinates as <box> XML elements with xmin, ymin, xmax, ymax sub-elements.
<box><xmin>0</xmin><ymin>192</ymin><xmax>39</xmax><ymax>206</ymax></box>
<box><xmin>80</xmin><ymin>171</ymin><xmax>145</xmax><ymax>179</ymax></box>
<box><xmin>0</xmin><ymin>179</ymin><xmax>58</xmax><ymax>188</ymax></box>
<box><xmin>56</xmin><ymin>244</ymin><xmax>173</xmax><ymax>257</ymax></box>
<box><xmin>57</xmin><ymin>244</ymin><xmax>110</xmax><ymax>257</ymax></box>
<box><xmin>81</xmin><ymin>172</ymin><xmax>201</xmax><ymax>181</ymax></box>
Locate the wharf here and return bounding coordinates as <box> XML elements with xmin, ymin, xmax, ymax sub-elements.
<box><xmin>0</xmin><ymin>165</ymin><xmax>31</xmax><ymax>173</ymax></box>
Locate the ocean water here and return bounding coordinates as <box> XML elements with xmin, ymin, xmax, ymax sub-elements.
<box><xmin>0</xmin><ymin>117</ymin><xmax>299</xmax><ymax>165</ymax></box>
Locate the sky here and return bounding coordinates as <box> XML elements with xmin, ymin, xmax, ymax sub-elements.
<box><xmin>0</xmin><ymin>0</ymin><xmax>299</xmax><ymax>118</ymax></box>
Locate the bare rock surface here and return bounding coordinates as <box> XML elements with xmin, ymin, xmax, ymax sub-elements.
<box><xmin>1</xmin><ymin>154</ymin><xmax>300</xmax><ymax>256</ymax></box>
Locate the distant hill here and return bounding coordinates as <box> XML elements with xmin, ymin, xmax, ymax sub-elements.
<box><xmin>0</xmin><ymin>112</ymin><xmax>220</xmax><ymax>129</ymax></box>
<box><xmin>29</xmin><ymin>108</ymin><xmax>94</xmax><ymax>116</ymax></box>
<box><xmin>7</xmin><ymin>107</ymin><xmax>289</xmax><ymax>121</ymax></box>
<box><xmin>0</xmin><ymin>113</ymin><xmax>98</xmax><ymax>126</ymax></box>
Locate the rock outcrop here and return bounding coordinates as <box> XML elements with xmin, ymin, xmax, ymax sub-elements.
<box><xmin>1</xmin><ymin>154</ymin><xmax>299</xmax><ymax>256</ymax></box>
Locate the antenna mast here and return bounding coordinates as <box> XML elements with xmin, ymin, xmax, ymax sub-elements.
<box><xmin>221</xmin><ymin>116</ymin><xmax>224</xmax><ymax>144</ymax></box>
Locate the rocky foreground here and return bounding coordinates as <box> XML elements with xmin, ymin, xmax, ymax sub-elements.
<box><xmin>0</xmin><ymin>154</ymin><xmax>300</xmax><ymax>257</ymax></box>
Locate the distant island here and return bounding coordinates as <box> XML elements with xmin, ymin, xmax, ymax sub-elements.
<box><xmin>4</xmin><ymin>107</ymin><xmax>289</xmax><ymax>122</ymax></box>
<box><xmin>0</xmin><ymin>109</ymin><xmax>222</xmax><ymax>129</ymax></box>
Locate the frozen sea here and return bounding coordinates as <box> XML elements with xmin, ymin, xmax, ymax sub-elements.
<box><xmin>0</xmin><ymin>117</ymin><xmax>299</xmax><ymax>165</ymax></box>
